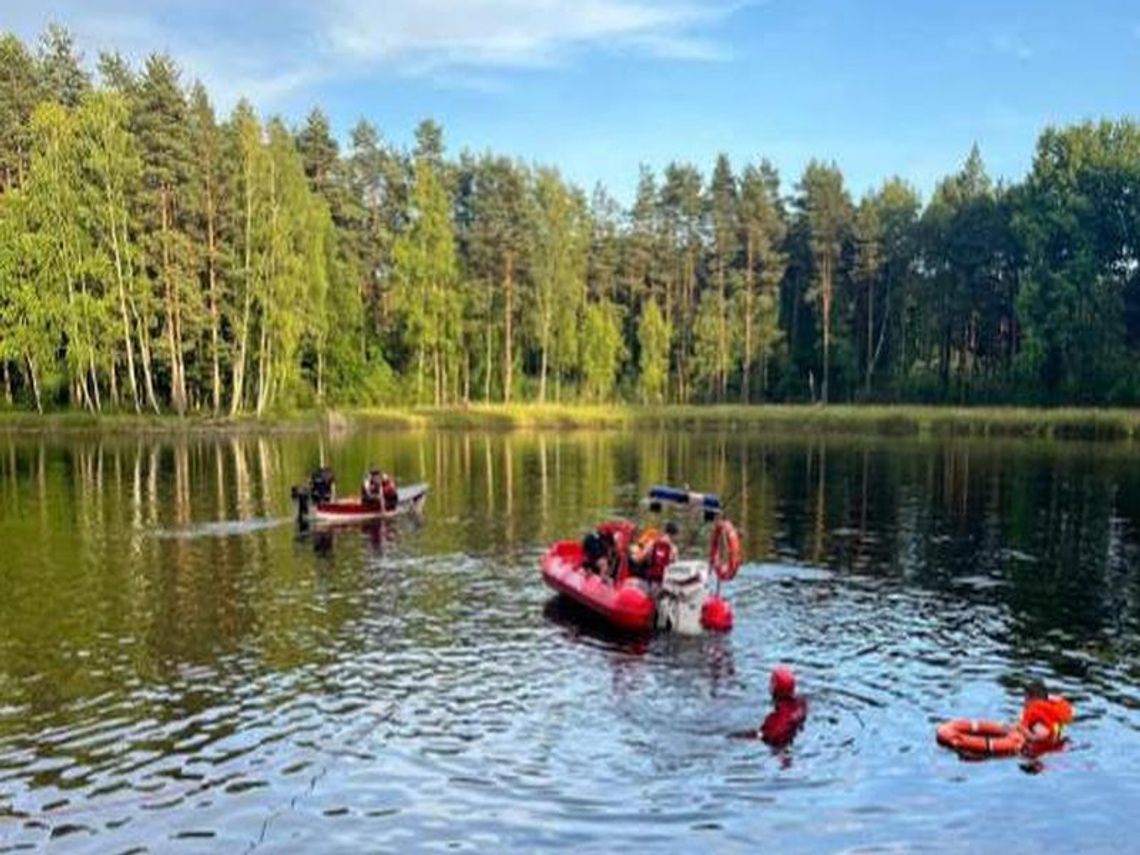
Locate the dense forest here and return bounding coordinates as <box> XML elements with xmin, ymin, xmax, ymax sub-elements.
<box><xmin>2</xmin><ymin>26</ymin><xmax>1140</xmax><ymax>414</ymax></box>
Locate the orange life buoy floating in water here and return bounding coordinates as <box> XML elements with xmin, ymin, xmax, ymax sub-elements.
<box><xmin>936</xmin><ymin>719</ymin><xmax>1026</xmax><ymax>757</ymax></box>
<box><xmin>709</xmin><ymin>519</ymin><xmax>742</xmax><ymax>582</ymax></box>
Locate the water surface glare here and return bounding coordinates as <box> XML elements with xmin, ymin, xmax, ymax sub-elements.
<box><xmin>1</xmin><ymin>430</ymin><xmax>1138</xmax><ymax>853</ymax></box>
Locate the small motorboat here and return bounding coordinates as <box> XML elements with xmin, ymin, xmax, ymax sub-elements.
<box><xmin>292</xmin><ymin>482</ymin><xmax>429</xmax><ymax>524</ymax></box>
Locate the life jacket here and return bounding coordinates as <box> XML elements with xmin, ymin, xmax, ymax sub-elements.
<box><xmin>635</xmin><ymin>528</ymin><xmax>660</xmax><ymax>551</ymax></box>
<box><xmin>597</xmin><ymin>520</ymin><xmax>636</xmax><ymax>544</ymax></box>
<box><xmin>1020</xmin><ymin>696</ymin><xmax>1074</xmax><ymax>743</ymax></box>
<box><xmin>646</xmin><ymin>537</ymin><xmax>675</xmax><ymax>582</ymax></box>
<box><xmin>381</xmin><ymin>477</ymin><xmax>398</xmax><ymax>510</ymax></box>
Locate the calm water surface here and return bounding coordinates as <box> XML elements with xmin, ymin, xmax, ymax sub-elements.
<box><xmin>1</xmin><ymin>429</ymin><xmax>1139</xmax><ymax>853</ymax></box>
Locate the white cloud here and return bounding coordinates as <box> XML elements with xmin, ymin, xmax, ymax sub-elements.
<box><xmin>4</xmin><ymin>0</ymin><xmax>738</xmax><ymax>106</ymax></box>
<box><xmin>989</xmin><ymin>33</ymin><xmax>1032</xmax><ymax>61</ymax></box>
<box><xmin>322</xmin><ymin>0</ymin><xmax>726</xmax><ymax>67</ymax></box>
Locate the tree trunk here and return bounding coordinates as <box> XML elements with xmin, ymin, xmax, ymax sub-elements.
<box><xmin>26</xmin><ymin>356</ymin><xmax>42</xmax><ymax>414</ymax></box>
<box><xmin>230</xmin><ymin>159</ymin><xmax>255</xmax><ymax>416</ymax></box>
<box><xmin>484</xmin><ymin>323</ymin><xmax>493</xmax><ymax>402</ymax></box>
<box><xmin>109</xmin><ymin>360</ymin><xmax>119</xmax><ymax>409</ymax></box>
<box><xmin>107</xmin><ymin>183</ymin><xmax>141</xmax><ymax>413</ymax></box>
<box><xmin>2</xmin><ymin>361</ymin><xmax>10</xmax><ymax>406</ymax></box>
<box><xmin>865</xmin><ymin>277</ymin><xmax>874</xmax><ymax>394</ymax></box>
<box><xmin>503</xmin><ymin>252</ymin><xmax>514</xmax><ymax>403</ymax></box>
<box><xmin>539</xmin><ymin>320</ymin><xmax>549</xmax><ymax>404</ymax></box>
<box><xmin>206</xmin><ymin>179</ymin><xmax>221</xmax><ymax>415</ymax></box>
<box><xmin>742</xmin><ymin>233</ymin><xmax>754</xmax><ymax>404</ymax></box>
<box><xmin>463</xmin><ymin>348</ymin><xmax>470</xmax><ymax>404</ymax></box>
<box><xmin>256</xmin><ymin>322</ymin><xmax>269</xmax><ymax>416</ymax></box>
<box><xmin>89</xmin><ymin>356</ymin><xmax>102</xmax><ymax>412</ymax></box>
<box><xmin>136</xmin><ymin>308</ymin><xmax>160</xmax><ymax>413</ymax></box>
<box><xmin>161</xmin><ymin>190</ymin><xmax>187</xmax><ymax>415</ymax></box>
<box><xmin>434</xmin><ymin>340</ymin><xmax>442</xmax><ymax>407</ymax></box>
<box><xmin>718</xmin><ymin>258</ymin><xmax>727</xmax><ymax>402</ymax></box>
<box><xmin>821</xmin><ymin>255</ymin><xmax>832</xmax><ymax>405</ymax></box>
<box><xmin>416</xmin><ymin>340</ymin><xmax>425</xmax><ymax>405</ymax></box>
<box><xmin>316</xmin><ymin>349</ymin><xmax>324</xmax><ymax>402</ymax></box>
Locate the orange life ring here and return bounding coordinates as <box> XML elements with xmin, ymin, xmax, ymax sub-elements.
<box><xmin>709</xmin><ymin>520</ymin><xmax>742</xmax><ymax>582</ymax></box>
<box><xmin>935</xmin><ymin>719</ymin><xmax>1026</xmax><ymax>757</ymax></box>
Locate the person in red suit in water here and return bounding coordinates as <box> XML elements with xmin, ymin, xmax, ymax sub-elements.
<box><xmin>760</xmin><ymin>665</ymin><xmax>808</xmax><ymax>748</ymax></box>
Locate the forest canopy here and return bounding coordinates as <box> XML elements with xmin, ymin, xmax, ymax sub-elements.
<box><xmin>3</xmin><ymin>26</ymin><xmax>1140</xmax><ymax>414</ymax></box>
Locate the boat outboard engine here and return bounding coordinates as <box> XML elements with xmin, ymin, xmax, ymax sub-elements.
<box><xmin>290</xmin><ymin>485</ymin><xmax>311</xmax><ymax>522</ymax></box>
<box><xmin>656</xmin><ymin>560</ymin><xmax>710</xmax><ymax>635</ymax></box>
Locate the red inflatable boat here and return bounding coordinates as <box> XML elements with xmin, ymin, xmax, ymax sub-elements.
<box><xmin>540</xmin><ymin>540</ymin><xmax>656</xmax><ymax>632</ymax></box>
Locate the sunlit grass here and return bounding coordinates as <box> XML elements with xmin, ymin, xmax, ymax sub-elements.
<box><xmin>6</xmin><ymin>403</ymin><xmax>1140</xmax><ymax>441</ymax></box>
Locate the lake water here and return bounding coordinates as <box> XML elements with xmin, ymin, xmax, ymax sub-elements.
<box><xmin>1</xmin><ymin>428</ymin><xmax>1138</xmax><ymax>853</ymax></box>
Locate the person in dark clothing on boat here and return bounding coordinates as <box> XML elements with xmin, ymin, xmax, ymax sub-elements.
<box><xmin>309</xmin><ymin>465</ymin><xmax>335</xmax><ymax>504</ymax></box>
<box><xmin>362</xmin><ymin>467</ymin><xmax>384</xmax><ymax>506</ymax></box>
<box><xmin>582</xmin><ymin>531</ymin><xmax>609</xmax><ymax>576</ymax></box>
<box><xmin>380</xmin><ymin>473</ymin><xmax>399</xmax><ymax>512</ymax></box>
<box><xmin>583</xmin><ymin>520</ymin><xmax>635</xmax><ymax>579</ymax></box>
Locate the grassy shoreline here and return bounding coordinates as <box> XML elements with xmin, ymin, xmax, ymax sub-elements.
<box><xmin>5</xmin><ymin>403</ymin><xmax>1140</xmax><ymax>440</ymax></box>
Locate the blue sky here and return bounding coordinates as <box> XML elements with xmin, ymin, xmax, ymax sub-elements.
<box><xmin>4</xmin><ymin>0</ymin><xmax>1138</xmax><ymax>204</ymax></box>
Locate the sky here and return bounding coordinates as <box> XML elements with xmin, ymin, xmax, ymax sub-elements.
<box><xmin>3</xmin><ymin>0</ymin><xmax>1139</xmax><ymax>204</ymax></box>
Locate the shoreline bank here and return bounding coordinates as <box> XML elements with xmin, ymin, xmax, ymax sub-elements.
<box><xmin>5</xmin><ymin>404</ymin><xmax>1140</xmax><ymax>441</ymax></box>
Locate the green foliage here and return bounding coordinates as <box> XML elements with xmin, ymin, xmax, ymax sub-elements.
<box><xmin>637</xmin><ymin>299</ymin><xmax>670</xmax><ymax>404</ymax></box>
<box><xmin>391</xmin><ymin>124</ymin><xmax>460</xmax><ymax>405</ymax></box>
<box><xmin>580</xmin><ymin>300</ymin><xmax>625</xmax><ymax>401</ymax></box>
<box><xmin>2</xmin><ymin>26</ymin><xmax>1140</xmax><ymax>415</ymax></box>
<box><xmin>0</xmin><ymin>34</ymin><xmax>39</xmax><ymax>190</ymax></box>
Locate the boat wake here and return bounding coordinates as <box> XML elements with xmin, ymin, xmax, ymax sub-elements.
<box><xmin>152</xmin><ymin>517</ymin><xmax>292</xmax><ymax>540</ymax></box>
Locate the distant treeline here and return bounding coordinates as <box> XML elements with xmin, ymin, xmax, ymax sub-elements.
<box><xmin>2</xmin><ymin>26</ymin><xmax>1139</xmax><ymax>414</ymax></box>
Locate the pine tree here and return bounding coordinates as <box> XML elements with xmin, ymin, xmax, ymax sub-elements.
<box><xmin>135</xmin><ymin>54</ymin><xmax>196</xmax><ymax>414</ymax></box>
<box><xmin>707</xmin><ymin>153</ymin><xmax>738</xmax><ymax>400</ymax></box>
<box><xmin>36</xmin><ymin>25</ymin><xmax>89</xmax><ymax>108</ymax></box>
<box><xmin>738</xmin><ymin>161</ymin><xmax>787</xmax><ymax>401</ymax></box>
<box><xmin>797</xmin><ymin>161</ymin><xmax>852</xmax><ymax>403</ymax></box>
<box><xmin>187</xmin><ymin>82</ymin><xmax>225</xmax><ymax>413</ymax></box>
<box><xmin>529</xmin><ymin>168</ymin><xmax>586</xmax><ymax>403</ymax></box>
<box><xmin>391</xmin><ymin>124</ymin><xmax>457</xmax><ymax>405</ymax></box>
<box><xmin>0</xmin><ymin>34</ymin><xmax>40</xmax><ymax>191</ymax></box>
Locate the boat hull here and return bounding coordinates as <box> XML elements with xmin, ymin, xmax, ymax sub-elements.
<box><xmin>307</xmin><ymin>483</ymin><xmax>429</xmax><ymax>524</ymax></box>
<box><xmin>540</xmin><ymin>540</ymin><xmax>655</xmax><ymax>632</ymax></box>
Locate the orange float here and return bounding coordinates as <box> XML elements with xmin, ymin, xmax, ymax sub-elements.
<box><xmin>709</xmin><ymin>519</ymin><xmax>742</xmax><ymax>582</ymax></box>
<box><xmin>936</xmin><ymin>719</ymin><xmax>1026</xmax><ymax>757</ymax></box>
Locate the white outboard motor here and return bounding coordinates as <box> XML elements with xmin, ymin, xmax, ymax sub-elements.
<box><xmin>655</xmin><ymin>560</ymin><xmax>710</xmax><ymax>635</ymax></box>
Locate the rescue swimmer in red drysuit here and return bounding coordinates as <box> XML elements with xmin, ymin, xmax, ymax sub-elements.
<box><xmin>760</xmin><ymin>665</ymin><xmax>808</xmax><ymax>748</ymax></box>
<box><xmin>1018</xmin><ymin>678</ymin><xmax>1074</xmax><ymax>755</ymax></box>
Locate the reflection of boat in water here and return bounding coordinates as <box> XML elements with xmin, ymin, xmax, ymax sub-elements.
<box><xmin>541</xmin><ymin>597</ymin><xmax>650</xmax><ymax>653</ymax></box>
<box><xmin>292</xmin><ymin>483</ymin><xmax>429</xmax><ymax>525</ymax></box>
